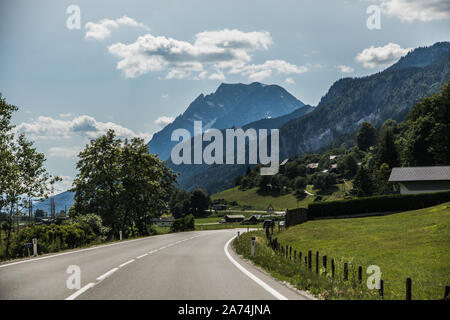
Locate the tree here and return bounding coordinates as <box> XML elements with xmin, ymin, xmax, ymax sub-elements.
<box><xmin>72</xmin><ymin>130</ymin><xmax>176</xmax><ymax>237</ymax></box>
<box><xmin>294</xmin><ymin>176</ymin><xmax>307</xmax><ymax>189</ymax></box>
<box><xmin>374</xmin><ymin>163</ymin><xmax>392</xmax><ymax>195</ymax></box>
<box><xmin>189</xmin><ymin>189</ymin><xmax>210</xmax><ymax>217</ymax></box>
<box><xmin>310</xmin><ymin>172</ymin><xmax>337</xmax><ymax>191</ymax></box>
<box><xmin>356</xmin><ymin>122</ymin><xmax>377</xmax><ymax>151</ymax></box>
<box><xmin>34</xmin><ymin>209</ymin><xmax>46</xmax><ymax>218</ymax></box>
<box><xmin>353</xmin><ymin>166</ymin><xmax>375</xmax><ymax>197</ymax></box>
<box><xmin>374</xmin><ymin>126</ymin><xmax>399</xmax><ymax>168</ymax></box>
<box><xmin>338</xmin><ymin>154</ymin><xmax>358</xmax><ymax>179</ymax></box>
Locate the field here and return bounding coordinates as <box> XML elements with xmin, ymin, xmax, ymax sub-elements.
<box><xmin>211</xmin><ymin>182</ymin><xmax>351</xmax><ymax>210</ymax></box>
<box><xmin>273</xmin><ymin>202</ymin><xmax>450</xmax><ymax>299</ymax></box>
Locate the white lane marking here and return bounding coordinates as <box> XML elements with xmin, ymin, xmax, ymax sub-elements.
<box><xmin>119</xmin><ymin>259</ymin><xmax>135</xmax><ymax>268</ymax></box>
<box><xmin>224</xmin><ymin>236</ymin><xmax>288</xmax><ymax>300</ymax></box>
<box><xmin>96</xmin><ymin>268</ymin><xmax>118</xmax><ymax>281</ymax></box>
<box><xmin>65</xmin><ymin>282</ymin><xmax>95</xmax><ymax>300</ymax></box>
<box><xmin>63</xmin><ymin>233</ymin><xmax>201</xmax><ymax>300</ymax></box>
<box><xmin>0</xmin><ymin>232</ymin><xmax>200</xmax><ymax>269</ymax></box>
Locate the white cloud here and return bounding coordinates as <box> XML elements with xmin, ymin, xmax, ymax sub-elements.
<box><xmin>336</xmin><ymin>65</ymin><xmax>355</xmax><ymax>73</ymax></box>
<box><xmin>230</xmin><ymin>59</ymin><xmax>308</xmax><ymax>81</ymax></box>
<box><xmin>161</xmin><ymin>94</ymin><xmax>169</xmax><ymax>98</ymax></box>
<box><xmin>59</xmin><ymin>112</ymin><xmax>74</xmax><ymax>118</ymax></box>
<box><xmin>380</xmin><ymin>0</ymin><xmax>450</xmax><ymax>22</ymax></box>
<box><xmin>285</xmin><ymin>77</ymin><xmax>295</xmax><ymax>84</ymax></box>
<box><xmin>154</xmin><ymin>116</ymin><xmax>175</xmax><ymax>127</ymax></box>
<box><xmin>355</xmin><ymin>43</ymin><xmax>411</xmax><ymax>68</ymax></box>
<box><xmin>15</xmin><ymin>115</ymin><xmax>153</xmax><ymax>141</ymax></box>
<box><xmin>52</xmin><ymin>176</ymin><xmax>74</xmax><ymax>194</ymax></box>
<box><xmin>208</xmin><ymin>71</ymin><xmax>226</xmax><ymax>81</ymax></box>
<box><xmin>106</xmin><ymin>29</ymin><xmax>306</xmax><ymax>81</ymax></box>
<box><xmin>48</xmin><ymin>146</ymin><xmax>81</xmax><ymax>158</ymax></box>
<box><xmin>85</xmin><ymin>16</ymin><xmax>150</xmax><ymax>40</ymax></box>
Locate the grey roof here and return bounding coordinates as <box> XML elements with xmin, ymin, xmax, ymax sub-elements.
<box><xmin>388</xmin><ymin>166</ymin><xmax>450</xmax><ymax>182</ymax></box>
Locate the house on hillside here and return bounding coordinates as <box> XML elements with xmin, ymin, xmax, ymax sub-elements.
<box><xmin>306</xmin><ymin>162</ymin><xmax>319</xmax><ymax>173</ymax></box>
<box><xmin>388</xmin><ymin>166</ymin><xmax>450</xmax><ymax>195</ymax></box>
<box><xmin>212</xmin><ymin>204</ymin><xmax>227</xmax><ymax>211</ymax></box>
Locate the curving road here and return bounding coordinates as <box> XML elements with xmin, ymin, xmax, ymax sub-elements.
<box><xmin>0</xmin><ymin>229</ymin><xmax>311</xmax><ymax>300</ymax></box>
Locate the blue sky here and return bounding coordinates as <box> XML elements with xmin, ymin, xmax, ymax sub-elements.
<box><xmin>0</xmin><ymin>0</ymin><xmax>449</xmax><ymax>192</ymax></box>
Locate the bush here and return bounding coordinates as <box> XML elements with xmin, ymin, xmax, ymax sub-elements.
<box><xmin>170</xmin><ymin>214</ymin><xmax>195</xmax><ymax>232</ymax></box>
<box><xmin>308</xmin><ymin>191</ymin><xmax>450</xmax><ymax>218</ymax></box>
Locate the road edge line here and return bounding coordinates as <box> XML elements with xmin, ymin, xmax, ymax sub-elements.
<box><xmin>224</xmin><ymin>235</ymin><xmax>288</xmax><ymax>300</ymax></box>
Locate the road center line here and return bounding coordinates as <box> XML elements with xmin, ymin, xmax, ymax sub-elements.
<box><xmin>136</xmin><ymin>253</ymin><xmax>147</xmax><ymax>259</ymax></box>
<box><xmin>96</xmin><ymin>268</ymin><xmax>119</xmax><ymax>281</ymax></box>
<box><xmin>224</xmin><ymin>235</ymin><xmax>288</xmax><ymax>300</ymax></box>
<box><xmin>65</xmin><ymin>283</ymin><xmax>95</xmax><ymax>300</ymax></box>
<box><xmin>119</xmin><ymin>259</ymin><xmax>135</xmax><ymax>268</ymax></box>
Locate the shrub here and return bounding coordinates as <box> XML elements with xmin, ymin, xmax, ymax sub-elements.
<box><xmin>308</xmin><ymin>191</ymin><xmax>450</xmax><ymax>218</ymax></box>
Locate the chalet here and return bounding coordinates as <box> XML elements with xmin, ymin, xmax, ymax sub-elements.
<box><xmin>224</xmin><ymin>215</ymin><xmax>245</xmax><ymax>223</ymax></box>
<box><xmin>306</xmin><ymin>163</ymin><xmax>319</xmax><ymax>173</ymax></box>
<box><xmin>388</xmin><ymin>166</ymin><xmax>450</xmax><ymax>195</ymax></box>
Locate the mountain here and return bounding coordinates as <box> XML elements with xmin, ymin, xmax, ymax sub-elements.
<box><xmin>33</xmin><ymin>191</ymin><xmax>75</xmax><ymax>215</ymax></box>
<box><xmin>169</xmin><ymin>42</ymin><xmax>450</xmax><ymax>194</ymax></box>
<box><xmin>279</xmin><ymin>41</ymin><xmax>450</xmax><ymax>158</ymax></box>
<box><xmin>148</xmin><ymin>82</ymin><xmax>306</xmax><ymax>160</ymax></box>
<box><xmin>167</xmin><ymin>105</ymin><xmax>314</xmax><ymax>193</ymax></box>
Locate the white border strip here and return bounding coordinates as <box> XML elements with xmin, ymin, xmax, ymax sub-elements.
<box><xmin>224</xmin><ymin>235</ymin><xmax>288</xmax><ymax>300</ymax></box>
<box><xmin>119</xmin><ymin>259</ymin><xmax>135</xmax><ymax>268</ymax></box>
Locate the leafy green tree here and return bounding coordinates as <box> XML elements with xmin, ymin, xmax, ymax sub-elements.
<box><xmin>401</xmin><ymin>81</ymin><xmax>450</xmax><ymax>166</ymax></box>
<box><xmin>338</xmin><ymin>154</ymin><xmax>358</xmax><ymax>179</ymax></box>
<box><xmin>72</xmin><ymin>130</ymin><xmax>176</xmax><ymax>237</ymax></box>
<box><xmin>310</xmin><ymin>172</ymin><xmax>337</xmax><ymax>191</ymax></box>
<box><xmin>189</xmin><ymin>189</ymin><xmax>210</xmax><ymax>217</ymax></box>
<box><xmin>356</xmin><ymin>122</ymin><xmax>377</xmax><ymax>151</ymax></box>
<box><xmin>374</xmin><ymin>126</ymin><xmax>400</xmax><ymax>168</ymax></box>
<box><xmin>170</xmin><ymin>214</ymin><xmax>195</xmax><ymax>232</ymax></box>
<box><xmin>374</xmin><ymin>163</ymin><xmax>392</xmax><ymax>195</ymax></box>
<box><xmin>353</xmin><ymin>166</ymin><xmax>375</xmax><ymax>197</ymax></box>
<box><xmin>34</xmin><ymin>209</ymin><xmax>46</xmax><ymax>218</ymax></box>
<box><xmin>294</xmin><ymin>176</ymin><xmax>307</xmax><ymax>189</ymax></box>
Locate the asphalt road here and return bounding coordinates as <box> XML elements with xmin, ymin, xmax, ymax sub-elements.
<box><xmin>0</xmin><ymin>229</ymin><xmax>311</xmax><ymax>300</ymax></box>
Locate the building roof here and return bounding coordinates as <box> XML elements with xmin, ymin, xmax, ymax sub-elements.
<box><xmin>389</xmin><ymin>166</ymin><xmax>450</xmax><ymax>182</ymax></box>
<box><xmin>225</xmin><ymin>215</ymin><xmax>245</xmax><ymax>219</ymax></box>
<box><xmin>307</xmin><ymin>163</ymin><xmax>319</xmax><ymax>169</ymax></box>
<box><xmin>280</xmin><ymin>158</ymin><xmax>290</xmax><ymax>166</ymax></box>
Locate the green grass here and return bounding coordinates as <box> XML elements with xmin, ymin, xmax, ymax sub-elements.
<box><xmin>211</xmin><ymin>183</ymin><xmax>351</xmax><ymax>210</ymax></box>
<box><xmin>211</xmin><ymin>186</ymin><xmax>314</xmax><ymax>210</ymax></box>
<box><xmin>274</xmin><ymin>203</ymin><xmax>450</xmax><ymax>300</ymax></box>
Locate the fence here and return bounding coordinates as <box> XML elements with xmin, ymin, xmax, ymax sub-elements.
<box><xmin>266</xmin><ymin>232</ymin><xmax>449</xmax><ymax>300</ymax></box>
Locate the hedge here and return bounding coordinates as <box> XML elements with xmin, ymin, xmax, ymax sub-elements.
<box><xmin>307</xmin><ymin>191</ymin><xmax>450</xmax><ymax>218</ymax></box>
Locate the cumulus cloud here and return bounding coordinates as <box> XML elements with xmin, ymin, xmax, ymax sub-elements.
<box><xmin>15</xmin><ymin>115</ymin><xmax>153</xmax><ymax>141</ymax></box>
<box><xmin>230</xmin><ymin>60</ymin><xmax>308</xmax><ymax>81</ymax></box>
<box><xmin>52</xmin><ymin>175</ymin><xmax>74</xmax><ymax>194</ymax></box>
<box><xmin>85</xmin><ymin>16</ymin><xmax>150</xmax><ymax>40</ymax></box>
<box><xmin>154</xmin><ymin>116</ymin><xmax>175</xmax><ymax>128</ymax></box>
<box><xmin>380</xmin><ymin>0</ymin><xmax>450</xmax><ymax>22</ymax></box>
<box><xmin>107</xmin><ymin>29</ymin><xmax>306</xmax><ymax>81</ymax></box>
<box><xmin>355</xmin><ymin>43</ymin><xmax>411</xmax><ymax>68</ymax></box>
<box><xmin>285</xmin><ymin>77</ymin><xmax>295</xmax><ymax>84</ymax></box>
<box><xmin>336</xmin><ymin>65</ymin><xmax>355</xmax><ymax>73</ymax></box>
<box><xmin>48</xmin><ymin>146</ymin><xmax>81</xmax><ymax>158</ymax></box>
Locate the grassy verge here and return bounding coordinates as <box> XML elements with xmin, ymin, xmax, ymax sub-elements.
<box><xmin>233</xmin><ymin>231</ymin><xmax>380</xmax><ymax>300</ymax></box>
<box><xmin>266</xmin><ymin>203</ymin><xmax>450</xmax><ymax>300</ymax></box>
<box><xmin>195</xmin><ymin>222</ymin><xmax>262</xmax><ymax>231</ymax></box>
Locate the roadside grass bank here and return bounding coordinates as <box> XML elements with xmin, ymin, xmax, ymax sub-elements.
<box><xmin>233</xmin><ymin>231</ymin><xmax>379</xmax><ymax>300</ymax></box>
<box><xmin>246</xmin><ymin>203</ymin><xmax>449</xmax><ymax>300</ymax></box>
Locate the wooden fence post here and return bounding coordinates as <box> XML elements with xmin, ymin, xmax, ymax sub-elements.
<box><xmin>299</xmin><ymin>251</ymin><xmax>302</xmax><ymax>263</ymax></box>
<box><xmin>444</xmin><ymin>286</ymin><xmax>450</xmax><ymax>300</ymax></box>
<box><xmin>331</xmin><ymin>259</ymin><xmax>335</xmax><ymax>278</ymax></box>
<box><xmin>358</xmin><ymin>266</ymin><xmax>362</xmax><ymax>284</ymax></box>
<box><xmin>308</xmin><ymin>251</ymin><xmax>312</xmax><ymax>270</ymax></box>
<box><xmin>323</xmin><ymin>255</ymin><xmax>327</xmax><ymax>275</ymax></box>
<box><xmin>344</xmin><ymin>263</ymin><xmax>348</xmax><ymax>280</ymax></box>
<box><xmin>289</xmin><ymin>246</ymin><xmax>292</xmax><ymax>260</ymax></box>
<box><xmin>315</xmin><ymin>251</ymin><xmax>319</xmax><ymax>274</ymax></box>
<box><xmin>294</xmin><ymin>250</ymin><xmax>296</xmax><ymax>261</ymax></box>
<box><xmin>406</xmin><ymin>278</ymin><xmax>412</xmax><ymax>300</ymax></box>
<box><xmin>379</xmin><ymin>279</ymin><xmax>384</xmax><ymax>299</ymax></box>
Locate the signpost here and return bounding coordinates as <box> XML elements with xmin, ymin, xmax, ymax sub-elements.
<box><xmin>32</xmin><ymin>237</ymin><xmax>37</xmax><ymax>256</ymax></box>
<box><xmin>251</xmin><ymin>237</ymin><xmax>255</xmax><ymax>257</ymax></box>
